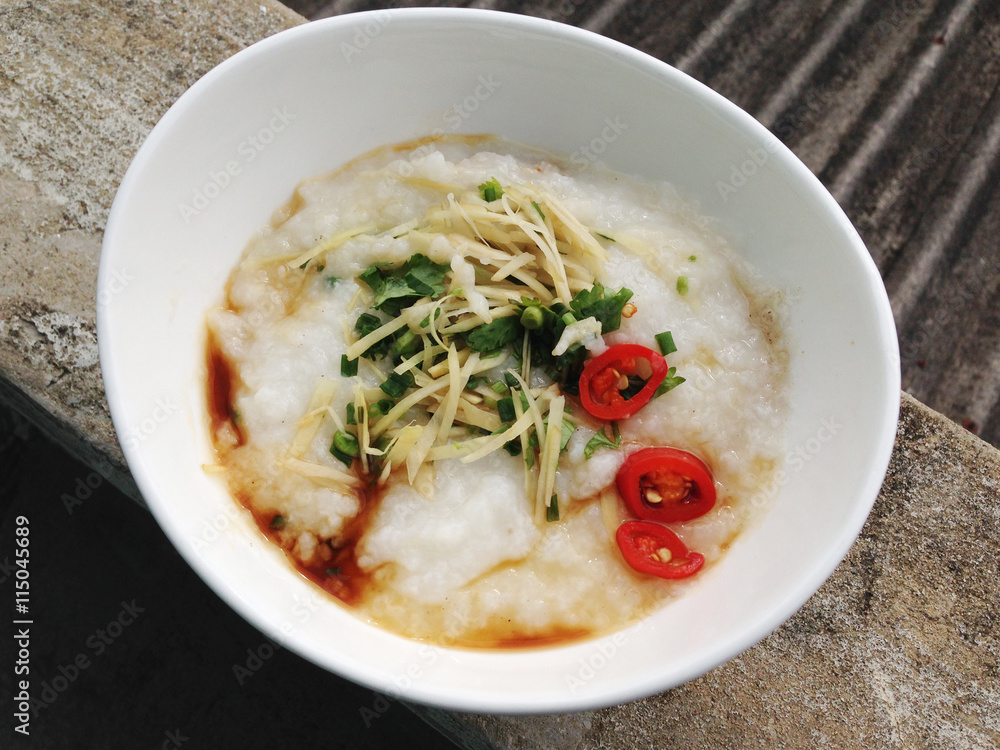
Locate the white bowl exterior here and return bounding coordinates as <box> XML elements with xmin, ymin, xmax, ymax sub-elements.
<box><xmin>98</xmin><ymin>9</ymin><xmax>900</xmax><ymax>713</ymax></box>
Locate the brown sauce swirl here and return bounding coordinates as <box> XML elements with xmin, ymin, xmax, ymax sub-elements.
<box><xmin>206</xmin><ymin>332</ymin><xmax>599</xmax><ymax>648</ymax></box>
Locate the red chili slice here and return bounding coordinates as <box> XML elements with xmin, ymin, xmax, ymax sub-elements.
<box><xmin>616</xmin><ymin>447</ymin><xmax>716</xmax><ymax>523</ymax></box>
<box><xmin>578</xmin><ymin>344</ymin><xmax>668</xmax><ymax>421</ymax></box>
<box><xmin>616</xmin><ymin>520</ymin><xmax>704</xmax><ymax>579</ymax></box>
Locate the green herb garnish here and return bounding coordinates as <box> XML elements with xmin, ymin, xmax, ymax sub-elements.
<box><xmin>390</xmin><ymin>329</ymin><xmax>420</xmax><ymax>361</ymax></box>
<box><xmin>541</xmin><ymin>415</ymin><xmax>574</xmax><ymax>452</ymax></box>
<box><xmin>584</xmin><ymin>427</ymin><xmax>622</xmax><ymax>459</ymax></box>
<box><xmin>497</xmin><ymin>397</ymin><xmax>517</xmax><ymax>423</ymax></box>
<box><xmin>354</xmin><ymin>312</ymin><xmax>394</xmax><ymax>359</ymax></box>
<box><xmin>654</xmin><ymin>366</ymin><xmax>686</xmax><ymax>396</ymax></box>
<box><xmin>380</xmin><ymin>371</ymin><xmax>414</xmax><ymax>399</ymax></box>
<box><xmin>465</xmin><ymin>316</ymin><xmax>522</xmax><ymax>353</ymax></box>
<box><xmin>546</xmin><ymin>495</ymin><xmax>560</xmax><ymax>522</ymax></box>
<box><xmin>676</xmin><ymin>276</ymin><xmax>689</xmax><ymax>296</ymax></box>
<box><xmin>567</xmin><ymin>284</ymin><xmax>634</xmax><ymax>333</ymax></box>
<box><xmin>655</xmin><ymin>331</ymin><xmax>677</xmax><ymax>356</ymax></box>
<box><xmin>368</xmin><ymin>399</ymin><xmax>393</xmax><ymax>418</ymax></box>
<box><xmin>358</xmin><ymin>254</ymin><xmax>449</xmax><ymax>316</ymax></box>
<box><xmin>478</xmin><ymin>177</ymin><xmax>504</xmax><ymax>202</ymax></box>
<box><xmin>341</xmin><ymin>354</ymin><xmax>358</xmax><ymax>377</ymax></box>
<box><xmin>519</xmin><ymin>305</ymin><xmax>545</xmax><ymax>330</ymax></box>
<box><xmin>330</xmin><ymin>430</ymin><xmax>360</xmax><ymax>465</ymax></box>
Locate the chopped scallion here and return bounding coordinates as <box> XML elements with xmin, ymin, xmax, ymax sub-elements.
<box><xmin>546</xmin><ymin>495</ymin><xmax>560</xmax><ymax>522</ymax></box>
<box><xmin>331</xmin><ymin>430</ymin><xmax>360</xmax><ymax>456</ymax></box>
<box><xmin>655</xmin><ymin>331</ymin><xmax>677</xmax><ymax>356</ymax></box>
<box><xmin>520</xmin><ymin>305</ymin><xmax>544</xmax><ymax>330</ymax></box>
<box><xmin>497</xmin><ymin>397</ymin><xmax>516</xmax><ymax>423</ymax></box>
<box><xmin>478</xmin><ymin>177</ymin><xmax>504</xmax><ymax>202</ymax></box>
<box><xmin>368</xmin><ymin>399</ymin><xmax>393</xmax><ymax>418</ymax></box>
<box><xmin>380</xmin><ymin>371</ymin><xmax>414</xmax><ymax>399</ymax></box>
<box><xmin>341</xmin><ymin>354</ymin><xmax>358</xmax><ymax>377</ymax></box>
<box><xmin>676</xmin><ymin>276</ymin><xmax>689</xmax><ymax>296</ymax></box>
<box><xmin>330</xmin><ymin>430</ymin><xmax>360</xmax><ymax>466</ymax></box>
<box><xmin>503</xmin><ymin>439</ymin><xmax>522</xmax><ymax>456</ymax></box>
<box><xmin>390</xmin><ymin>329</ymin><xmax>420</xmax><ymax>360</ymax></box>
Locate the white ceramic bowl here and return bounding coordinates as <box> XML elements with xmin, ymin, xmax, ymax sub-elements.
<box><xmin>98</xmin><ymin>8</ymin><xmax>899</xmax><ymax>713</ymax></box>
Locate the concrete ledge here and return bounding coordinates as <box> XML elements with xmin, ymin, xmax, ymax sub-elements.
<box><xmin>0</xmin><ymin>0</ymin><xmax>303</xmax><ymax>500</ymax></box>
<box><xmin>409</xmin><ymin>392</ymin><xmax>1000</xmax><ymax>748</ymax></box>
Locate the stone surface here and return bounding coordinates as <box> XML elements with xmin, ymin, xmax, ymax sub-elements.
<box><xmin>411</xmin><ymin>394</ymin><xmax>1000</xmax><ymax>750</ymax></box>
<box><xmin>0</xmin><ymin>408</ymin><xmax>456</xmax><ymax>750</ymax></box>
<box><xmin>0</xmin><ymin>0</ymin><xmax>304</xmax><ymax>500</ymax></box>
<box><xmin>2</xmin><ymin>1</ymin><xmax>999</xmax><ymax>748</ymax></box>
<box><xmin>287</xmin><ymin>0</ymin><xmax>1000</xmax><ymax>445</ymax></box>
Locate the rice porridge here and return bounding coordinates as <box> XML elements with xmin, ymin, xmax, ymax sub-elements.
<box><xmin>206</xmin><ymin>135</ymin><xmax>787</xmax><ymax>647</ymax></box>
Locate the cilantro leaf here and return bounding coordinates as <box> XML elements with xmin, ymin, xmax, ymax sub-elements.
<box><xmin>584</xmin><ymin>428</ymin><xmax>622</xmax><ymax>459</ymax></box>
<box><xmin>401</xmin><ymin>253</ymin><xmax>449</xmax><ymax>296</ymax></box>
<box><xmin>358</xmin><ymin>268</ymin><xmax>412</xmax><ymax>312</ymax></box>
<box><xmin>558</xmin><ymin>416</ymin><xmax>575</xmax><ymax>451</ymax></box>
<box><xmin>654</xmin><ymin>366</ymin><xmax>686</xmax><ymax>396</ymax></box>
<box><xmin>357</xmin><ymin>254</ymin><xmax>449</xmax><ymax>316</ymax></box>
<box><xmin>465</xmin><ymin>316</ymin><xmax>522</xmax><ymax>352</ymax></box>
<box><xmin>569</xmin><ymin>284</ymin><xmax>634</xmax><ymax>333</ymax></box>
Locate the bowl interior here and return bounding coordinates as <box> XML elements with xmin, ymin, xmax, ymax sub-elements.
<box><xmin>98</xmin><ymin>9</ymin><xmax>899</xmax><ymax>713</ymax></box>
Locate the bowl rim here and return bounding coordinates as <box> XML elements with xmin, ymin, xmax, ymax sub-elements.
<box><xmin>98</xmin><ymin>6</ymin><xmax>901</xmax><ymax>713</ymax></box>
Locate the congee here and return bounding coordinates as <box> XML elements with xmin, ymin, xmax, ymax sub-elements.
<box><xmin>206</xmin><ymin>136</ymin><xmax>788</xmax><ymax>647</ymax></box>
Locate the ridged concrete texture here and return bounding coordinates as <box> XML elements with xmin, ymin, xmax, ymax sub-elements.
<box><xmin>2</xmin><ymin>1</ymin><xmax>998</xmax><ymax>748</ymax></box>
